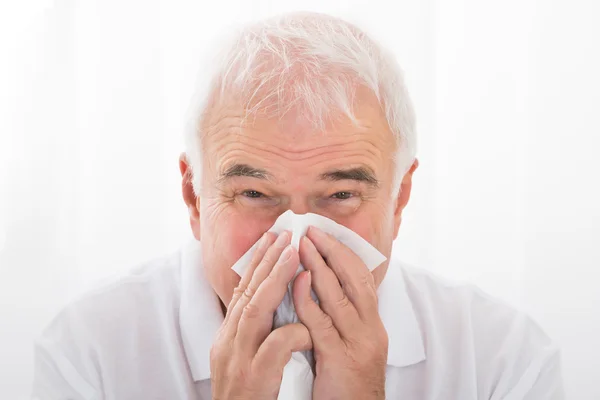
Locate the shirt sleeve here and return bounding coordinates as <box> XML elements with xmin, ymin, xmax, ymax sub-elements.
<box><xmin>486</xmin><ymin>313</ymin><xmax>565</xmax><ymax>400</ymax></box>
<box><xmin>31</xmin><ymin>306</ymin><xmax>102</xmax><ymax>400</ymax></box>
<box><xmin>500</xmin><ymin>346</ymin><xmax>565</xmax><ymax>400</ymax></box>
<box><xmin>469</xmin><ymin>289</ymin><xmax>565</xmax><ymax>400</ymax></box>
<box><xmin>31</xmin><ymin>339</ymin><xmax>98</xmax><ymax>400</ymax></box>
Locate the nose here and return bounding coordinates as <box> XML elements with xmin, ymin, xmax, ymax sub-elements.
<box><xmin>287</xmin><ymin>197</ymin><xmax>312</xmax><ymax>215</ymax></box>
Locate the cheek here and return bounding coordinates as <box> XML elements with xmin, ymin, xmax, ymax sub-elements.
<box><xmin>340</xmin><ymin>208</ymin><xmax>394</xmax><ymax>288</ymax></box>
<box><xmin>200</xmin><ymin>205</ymin><xmax>274</xmax><ymax>304</ymax></box>
<box><xmin>340</xmin><ymin>208</ymin><xmax>391</xmax><ymax>247</ymax></box>
<box><xmin>343</xmin><ymin>218</ymin><xmax>374</xmax><ymax>242</ymax></box>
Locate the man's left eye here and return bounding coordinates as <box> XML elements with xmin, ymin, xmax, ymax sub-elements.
<box><xmin>331</xmin><ymin>192</ymin><xmax>354</xmax><ymax>200</ymax></box>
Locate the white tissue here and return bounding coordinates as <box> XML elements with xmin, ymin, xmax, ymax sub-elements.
<box><xmin>231</xmin><ymin>210</ymin><xmax>387</xmax><ymax>400</ymax></box>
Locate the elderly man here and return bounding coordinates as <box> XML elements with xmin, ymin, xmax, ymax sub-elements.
<box><xmin>32</xmin><ymin>11</ymin><xmax>563</xmax><ymax>400</ymax></box>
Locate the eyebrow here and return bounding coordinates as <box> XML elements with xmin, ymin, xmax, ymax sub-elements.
<box><xmin>320</xmin><ymin>167</ymin><xmax>379</xmax><ymax>187</ymax></box>
<box><xmin>218</xmin><ymin>163</ymin><xmax>379</xmax><ymax>187</ymax></box>
<box><xmin>218</xmin><ymin>163</ymin><xmax>272</xmax><ymax>183</ymax></box>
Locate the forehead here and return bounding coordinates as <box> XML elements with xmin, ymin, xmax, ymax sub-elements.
<box><xmin>201</xmin><ymin>91</ymin><xmax>396</xmax><ymax>175</ymax></box>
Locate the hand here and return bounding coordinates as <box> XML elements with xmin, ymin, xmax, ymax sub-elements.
<box><xmin>211</xmin><ymin>231</ymin><xmax>312</xmax><ymax>400</ymax></box>
<box><xmin>293</xmin><ymin>227</ymin><xmax>388</xmax><ymax>400</ymax></box>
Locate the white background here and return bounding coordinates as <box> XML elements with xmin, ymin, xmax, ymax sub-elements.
<box><xmin>1</xmin><ymin>0</ymin><xmax>599</xmax><ymax>398</ymax></box>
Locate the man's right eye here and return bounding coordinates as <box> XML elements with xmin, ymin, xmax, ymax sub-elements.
<box><xmin>242</xmin><ymin>190</ymin><xmax>264</xmax><ymax>198</ymax></box>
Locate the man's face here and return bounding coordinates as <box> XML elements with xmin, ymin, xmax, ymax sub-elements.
<box><xmin>187</xmin><ymin>89</ymin><xmax>417</xmax><ymax>306</ymax></box>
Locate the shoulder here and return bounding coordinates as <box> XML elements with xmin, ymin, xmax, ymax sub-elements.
<box><xmin>32</xmin><ymin>250</ymin><xmax>186</xmax><ymax>396</ymax></box>
<box><xmin>399</xmin><ymin>261</ymin><xmax>557</xmax><ymax>349</ymax></box>
<box><xmin>396</xmin><ymin>261</ymin><xmax>562</xmax><ymax>396</ymax></box>
<box><xmin>38</xmin><ymin>249</ymin><xmax>183</xmax><ymax>349</ymax></box>
<box><xmin>400</xmin><ymin>261</ymin><xmax>527</xmax><ymax>323</ymax></box>
<box><xmin>399</xmin><ymin>261</ymin><xmax>554</xmax><ymax>343</ymax></box>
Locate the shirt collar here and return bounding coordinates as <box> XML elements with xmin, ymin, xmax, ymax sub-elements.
<box><xmin>179</xmin><ymin>240</ymin><xmax>426</xmax><ymax>382</ymax></box>
<box><xmin>179</xmin><ymin>240</ymin><xmax>223</xmax><ymax>382</ymax></box>
<box><xmin>377</xmin><ymin>257</ymin><xmax>427</xmax><ymax>367</ymax></box>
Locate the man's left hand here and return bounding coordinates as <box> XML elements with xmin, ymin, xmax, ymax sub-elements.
<box><xmin>293</xmin><ymin>226</ymin><xmax>388</xmax><ymax>400</ymax></box>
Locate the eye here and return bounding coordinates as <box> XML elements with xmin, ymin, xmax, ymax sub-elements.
<box><xmin>331</xmin><ymin>191</ymin><xmax>354</xmax><ymax>200</ymax></box>
<box><xmin>242</xmin><ymin>190</ymin><xmax>264</xmax><ymax>198</ymax></box>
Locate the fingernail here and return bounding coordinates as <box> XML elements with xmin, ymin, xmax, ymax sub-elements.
<box><xmin>258</xmin><ymin>233</ymin><xmax>268</xmax><ymax>247</ymax></box>
<box><xmin>301</xmin><ymin>236</ymin><xmax>314</xmax><ymax>250</ymax></box>
<box><xmin>279</xmin><ymin>244</ymin><xmax>293</xmax><ymax>262</ymax></box>
<box><xmin>276</xmin><ymin>231</ymin><xmax>290</xmax><ymax>245</ymax></box>
<box><xmin>306</xmin><ymin>270</ymin><xmax>311</xmax><ymax>286</ymax></box>
<box><xmin>308</xmin><ymin>226</ymin><xmax>323</xmax><ymax>237</ymax></box>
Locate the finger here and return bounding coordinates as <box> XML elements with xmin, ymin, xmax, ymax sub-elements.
<box><xmin>237</xmin><ymin>244</ymin><xmax>300</xmax><ymax>353</ymax></box>
<box><xmin>224</xmin><ymin>232</ymin><xmax>276</xmax><ymax>325</ymax></box>
<box><xmin>292</xmin><ymin>270</ymin><xmax>342</xmax><ymax>352</ymax></box>
<box><xmin>227</xmin><ymin>231</ymin><xmax>292</xmax><ymax>332</ymax></box>
<box><xmin>306</xmin><ymin>226</ymin><xmax>378</xmax><ymax>319</ymax></box>
<box><xmin>252</xmin><ymin>323</ymin><xmax>313</xmax><ymax>374</ymax></box>
<box><xmin>299</xmin><ymin>236</ymin><xmax>359</xmax><ymax>335</ymax></box>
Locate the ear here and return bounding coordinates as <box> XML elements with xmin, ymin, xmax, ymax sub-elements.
<box><xmin>392</xmin><ymin>158</ymin><xmax>419</xmax><ymax>238</ymax></box>
<box><xmin>179</xmin><ymin>153</ymin><xmax>201</xmax><ymax>241</ymax></box>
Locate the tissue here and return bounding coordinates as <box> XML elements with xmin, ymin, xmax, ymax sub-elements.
<box><xmin>231</xmin><ymin>210</ymin><xmax>387</xmax><ymax>400</ymax></box>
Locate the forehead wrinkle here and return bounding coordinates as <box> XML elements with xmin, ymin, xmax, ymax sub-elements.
<box><xmin>203</xmin><ymin>111</ymin><xmax>393</xmax><ymax>181</ymax></box>
<box><xmin>221</xmin><ymin>141</ymin><xmax>384</xmax><ymax>171</ymax></box>
<box><xmin>227</xmin><ymin>130</ymin><xmax>385</xmax><ymax>161</ymax></box>
<box><xmin>203</xmin><ymin>107</ymin><xmax>245</xmax><ymax>136</ymax></box>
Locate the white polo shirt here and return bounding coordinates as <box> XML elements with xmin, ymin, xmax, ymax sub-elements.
<box><xmin>32</xmin><ymin>240</ymin><xmax>564</xmax><ymax>399</ymax></box>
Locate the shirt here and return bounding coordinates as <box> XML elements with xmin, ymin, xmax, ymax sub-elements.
<box><xmin>32</xmin><ymin>240</ymin><xmax>564</xmax><ymax>399</ymax></box>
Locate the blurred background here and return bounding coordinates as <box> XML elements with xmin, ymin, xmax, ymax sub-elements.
<box><xmin>1</xmin><ymin>0</ymin><xmax>599</xmax><ymax>398</ymax></box>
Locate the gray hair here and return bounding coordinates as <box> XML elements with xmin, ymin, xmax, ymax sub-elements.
<box><xmin>185</xmin><ymin>11</ymin><xmax>416</xmax><ymax>196</ymax></box>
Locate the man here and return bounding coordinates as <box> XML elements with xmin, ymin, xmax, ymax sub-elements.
<box><xmin>32</xmin><ymin>11</ymin><xmax>563</xmax><ymax>400</ymax></box>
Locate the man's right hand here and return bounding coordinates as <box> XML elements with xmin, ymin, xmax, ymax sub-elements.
<box><xmin>210</xmin><ymin>231</ymin><xmax>311</xmax><ymax>400</ymax></box>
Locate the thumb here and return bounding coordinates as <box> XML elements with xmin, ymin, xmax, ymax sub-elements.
<box><xmin>253</xmin><ymin>323</ymin><xmax>312</xmax><ymax>372</ymax></box>
<box><xmin>292</xmin><ymin>270</ymin><xmax>314</xmax><ymax>313</ymax></box>
<box><xmin>292</xmin><ymin>271</ymin><xmax>340</xmax><ymax>346</ymax></box>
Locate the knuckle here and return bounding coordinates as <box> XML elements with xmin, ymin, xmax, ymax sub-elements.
<box><xmin>319</xmin><ymin>313</ymin><xmax>336</xmax><ymax>333</ymax></box>
<box><xmin>243</xmin><ymin>284</ymin><xmax>257</xmax><ymax>300</ymax></box>
<box><xmin>231</xmin><ymin>285</ymin><xmax>246</xmax><ymax>302</ymax></box>
<box><xmin>360</xmin><ymin>273</ymin><xmax>375</xmax><ymax>289</ymax></box>
<box><xmin>242</xmin><ymin>302</ymin><xmax>261</xmax><ymax>320</ymax></box>
<box><xmin>232</xmin><ymin>365</ymin><xmax>251</xmax><ymax>383</ymax></box>
<box><xmin>335</xmin><ymin>294</ymin><xmax>352</xmax><ymax>310</ymax></box>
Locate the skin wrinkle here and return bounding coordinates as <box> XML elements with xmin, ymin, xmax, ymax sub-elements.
<box><xmin>218</xmin><ymin>165</ymin><xmax>380</xmax><ymax>191</ymax></box>
<box><xmin>184</xmin><ymin>88</ymin><xmax>417</xmax><ymax>309</ymax></box>
<box><xmin>210</xmin><ymin>126</ymin><xmax>384</xmax><ymax>163</ymax></box>
<box><xmin>208</xmin><ymin>121</ymin><xmax>387</xmax><ymax>173</ymax></box>
<box><xmin>204</xmin><ymin>88</ymin><xmax>387</xmax><ymax>160</ymax></box>
<box><xmin>186</xmin><ymin>16</ymin><xmax>421</xmax><ymax>398</ymax></box>
<box><xmin>216</xmin><ymin>148</ymin><xmax>381</xmax><ymax>186</ymax></box>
